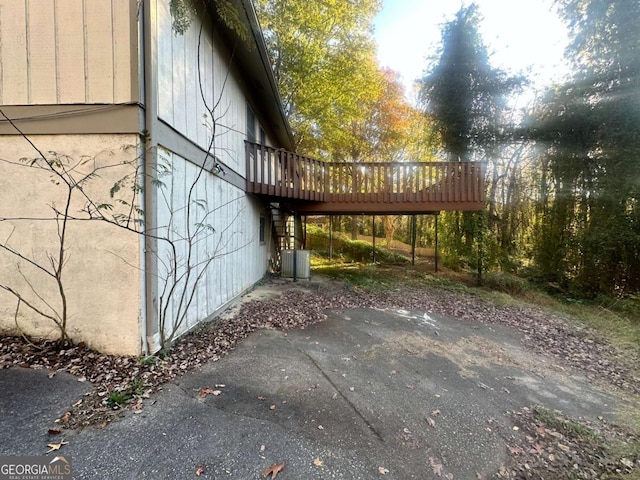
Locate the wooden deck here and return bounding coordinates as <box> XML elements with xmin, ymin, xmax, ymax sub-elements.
<box><xmin>245</xmin><ymin>141</ymin><xmax>485</xmax><ymax>214</ymax></box>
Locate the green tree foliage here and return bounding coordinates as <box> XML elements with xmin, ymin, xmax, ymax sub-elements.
<box><xmin>253</xmin><ymin>0</ymin><xmax>382</xmax><ymax>157</ymax></box>
<box><xmin>418</xmin><ymin>4</ymin><xmax>522</xmax><ymax>271</ymax></box>
<box><xmin>531</xmin><ymin>0</ymin><xmax>640</xmax><ymax>294</ymax></box>
<box><xmin>169</xmin><ymin>0</ymin><xmax>249</xmax><ymax>41</ymax></box>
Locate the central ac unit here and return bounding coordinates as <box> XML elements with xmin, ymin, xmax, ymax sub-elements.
<box><xmin>281</xmin><ymin>250</ymin><xmax>311</xmax><ymax>279</ymax></box>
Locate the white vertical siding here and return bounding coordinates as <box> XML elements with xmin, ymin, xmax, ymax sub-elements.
<box><xmin>156</xmin><ymin>0</ymin><xmax>247</xmax><ymax>174</ymax></box>
<box><xmin>0</xmin><ymin>0</ymin><xmax>136</xmax><ymax>105</ymax></box>
<box><xmin>153</xmin><ymin>148</ymin><xmax>267</xmax><ymax>340</ymax></box>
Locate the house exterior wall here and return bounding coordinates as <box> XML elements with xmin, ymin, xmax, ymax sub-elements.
<box><xmin>0</xmin><ymin>0</ymin><xmax>283</xmax><ymax>354</ymax></box>
<box><xmin>152</xmin><ymin>148</ymin><xmax>269</xmax><ymax>342</ymax></box>
<box><xmin>148</xmin><ymin>0</ymin><xmax>273</xmax><ymax>347</ymax></box>
<box><xmin>0</xmin><ymin>134</ymin><xmax>142</xmax><ymax>355</ymax></box>
<box><xmin>156</xmin><ymin>0</ymin><xmax>249</xmax><ymax>176</ymax></box>
<box><xmin>0</xmin><ymin>0</ymin><xmax>138</xmax><ymax>105</ymax></box>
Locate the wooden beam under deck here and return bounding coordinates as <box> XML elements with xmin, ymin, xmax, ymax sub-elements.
<box><xmin>283</xmin><ymin>199</ymin><xmax>476</xmax><ymax>215</ymax></box>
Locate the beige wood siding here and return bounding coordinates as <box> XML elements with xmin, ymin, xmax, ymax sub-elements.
<box><xmin>0</xmin><ymin>0</ymin><xmax>138</xmax><ymax>105</ymax></box>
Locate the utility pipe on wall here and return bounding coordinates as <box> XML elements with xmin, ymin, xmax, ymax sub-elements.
<box><xmin>142</xmin><ymin>0</ymin><xmax>161</xmax><ymax>353</ymax></box>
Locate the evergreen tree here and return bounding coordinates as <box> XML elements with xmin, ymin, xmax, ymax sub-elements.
<box><xmin>419</xmin><ymin>4</ymin><xmax>521</xmax><ymax>270</ymax></box>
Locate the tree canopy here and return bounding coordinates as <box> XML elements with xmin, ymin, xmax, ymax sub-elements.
<box><xmin>530</xmin><ymin>0</ymin><xmax>640</xmax><ymax>294</ymax></box>
<box><xmin>254</xmin><ymin>0</ymin><xmax>383</xmax><ymax>157</ymax></box>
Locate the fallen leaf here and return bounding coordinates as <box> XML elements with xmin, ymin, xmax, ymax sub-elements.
<box><xmin>429</xmin><ymin>457</ymin><xmax>443</xmax><ymax>476</ymax></box>
<box><xmin>509</xmin><ymin>446</ymin><xmax>523</xmax><ymax>455</ymax></box>
<box><xmin>432</xmin><ymin>409</ymin><xmax>441</xmax><ymax>416</ymax></box>
<box><xmin>59</xmin><ymin>412</ymin><xmax>71</xmax><ymax>422</ymax></box>
<box><xmin>257</xmin><ymin>396</ymin><xmax>266</xmax><ymax>401</ymax></box>
<box><xmin>446</xmin><ymin>474</ymin><xmax>454</xmax><ymax>480</ymax></box>
<box><xmin>529</xmin><ymin>443</ymin><xmax>545</xmax><ymax>455</ymax></box>
<box><xmin>378</xmin><ymin>466</ymin><xmax>389</xmax><ymax>475</ymax></box>
<box><xmin>476</xmin><ymin>472</ymin><xmax>483</xmax><ymax>479</ymax></box>
<box><xmin>195</xmin><ymin>466</ymin><xmax>205</xmax><ymax>476</ymax></box>
<box><xmin>621</xmin><ymin>458</ymin><xmax>634</xmax><ymax>468</ymax></box>
<box><xmin>427</xmin><ymin>417</ymin><xmax>436</xmax><ymax>428</ymax></box>
<box><xmin>262</xmin><ymin>462</ymin><xmax>284</xmax><ymax>479</ymax></box>
<box><xmin>47</xmin><ymin>429</ymin><xmax>61</xmax><ymax>435</ymax></box>
<box><xmin>313</xmin><ymin>457</ymin><xmax>323</xmax><ymax>467</ymax></box>
<box><xmin>198</xmin><ymin>387</ymin><xmax>214</xmax><ymax>398</ymax></box>
<box><xmin>46</xmin><ymin>439</ymin><xmax>68</xmax><ymax>453</ymax></box>
<box><xmin>269</xmin><ymin>404</ymin><xmax>276</xmax><ymax>410</ymax></box>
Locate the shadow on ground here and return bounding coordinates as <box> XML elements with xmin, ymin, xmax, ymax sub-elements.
<box><xmin>0</xmin><ymin>302</ymin><xmax>627</xmax><ymax>479</ymax></box>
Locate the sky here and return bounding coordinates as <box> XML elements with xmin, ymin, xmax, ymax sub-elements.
<box><xmin>373</xmin><ymin>0</ymin><xmax>570</xmax><ymax>100</ymax></box>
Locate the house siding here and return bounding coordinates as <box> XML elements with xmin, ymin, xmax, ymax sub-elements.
<box><xmin>156</xmin><ymin>0</ymin><xmax>247</xmax><ymax>175</ymax></box>
<box><xmin>152</xmin><ymin>148</ymin><xmax>268</xmax><ymax>341</ymax></box>
<box><xmin>0</xmin><ymin>0</ymin><xmax>282</xmax><ymax>355</ymax></box>
<box><xmin>151</xmin><ymin>0</ymin><xmax>271</xmax><ymax>344</ymax></box>
<box><xmin>0</xmin><ymin>0</ymin><xmax>137</xmax><ymax>105</ymax></box>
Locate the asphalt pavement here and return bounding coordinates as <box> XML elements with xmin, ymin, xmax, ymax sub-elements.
<box><xmin>0</xmin><ymin>305</ymin><xmax>625</xmax><ymax>479</ymax></box>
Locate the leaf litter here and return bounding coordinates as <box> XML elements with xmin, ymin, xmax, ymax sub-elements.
<box><xmin>1</xmin><ymin>275</ymin><xmax>639</xmax><ymax>478</ymax></box>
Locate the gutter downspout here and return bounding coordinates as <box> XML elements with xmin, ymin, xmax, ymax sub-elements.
<box><xmin>142</xmin><ymin>0</ymin><xmax>161</xmax><ymax>353</ymax></box>
<box><xmin>138</xmin><ymin>3</ymin><xmax>148</xmax><ymax>355</ymax></box>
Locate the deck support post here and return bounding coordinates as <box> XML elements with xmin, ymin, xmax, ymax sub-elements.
<box><xmin>293</xmin><ymin>213</ymin><xmax>298</xmax><ymax>282</ymax></box>
<box><xmin>329</xmin><ymin>215</ymin><xmax>333</xmax><ymax>260</ymax></box>
<box><xmin>435</xmin><ymin>213</ymin><xmax>439</xmax><ymax>273</ymax></box>
<box><xmin>372</xmin><ymin>215</ymin><xmax>376</xmax><ymax>263</ymax></box>
<box><xmin>477</xmin><ymin>211</ymin><xmax>484</xmax><ymax>286</ymax></box>
<box><xmin>411</xmin><ymin>214</ymin><xmax>417</xmax><ymax>266</ymax></box>
<box><xmin>303</xmin><ymin>215</ymin><xmax>307</xmax><ymax>249</ymax></box>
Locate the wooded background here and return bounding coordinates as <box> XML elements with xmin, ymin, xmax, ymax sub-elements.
<box><xmin>253</xmin><ymin>0</ymin><xmax>639</xmax><ymax>297</ymax></box>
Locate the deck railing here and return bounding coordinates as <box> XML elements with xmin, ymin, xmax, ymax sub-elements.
<box><xmin>245</xmin><ymin>141</ymin><xmax>326</xmax><ymax>200</ymax></box>
<box><xmin>245</xmin><ymin>141</ymin><xmax>485</xmax><ymax>207</ymax></box>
